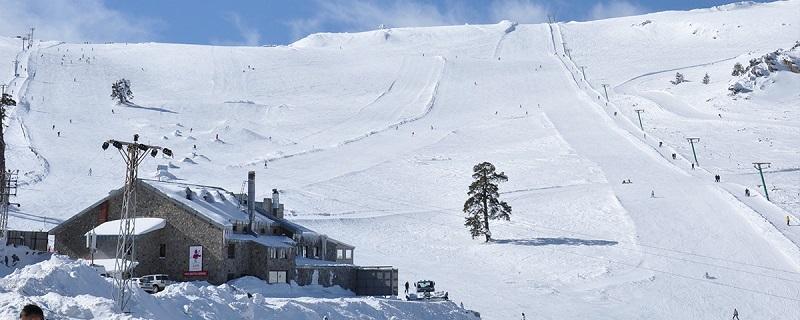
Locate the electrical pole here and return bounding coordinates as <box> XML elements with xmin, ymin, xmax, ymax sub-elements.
<box><xmin>633</xmin><ymin>109</ymin><xmax>645</xmax><ymax>130</ymax></box>
<box><xmin>578</xmin><ymin>66</ymin><xmax>587</xmax><ymax>80</ymax></box>
<box><xmin>753</xmin><ymin>162</ymin><xmax>771</xmax><ymax>201</ymax></box>
<box><xmin>601</xmin><ymin>84</ymin><xmax>610</xmax><ymax>100</ymax></box>
<box><xmin>686</xmin><ymin>138</ymin><xmax>700</xmax><ymax>166</ymax></box>
<box><xmin>101</xmin><ymin>135</ymin><xmax>172</xmax><ymax>312</ymax></box>
<box><xmin>12</xmin><ymin>60</ymin><xmax>19</xmax><ymax>77</ymax></box>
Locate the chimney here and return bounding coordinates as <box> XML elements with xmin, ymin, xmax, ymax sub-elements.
<box><xmin>271</xmin><ymin>189</ymin><xmax>279</xmax><ymax>208</ymax></box>
<box><xmin>272</xmin><ymin>189</ymin><xmax>284</xmax><ymax>219</ymax></box>
<box><xmin>247</xmin><ymin>171</ymin><xmax>256</xmax><ymax>235</ymax></box>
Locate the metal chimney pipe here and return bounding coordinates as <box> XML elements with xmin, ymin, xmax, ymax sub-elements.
<box><xmin>248</xmin><ymin>171</ymin><xmax>256</xmax><ymax>234</ymax></box>
<box><xmin>272</xmin><ymin>188</ymin><xmax>279</xmax><ymax>209</ymax></box>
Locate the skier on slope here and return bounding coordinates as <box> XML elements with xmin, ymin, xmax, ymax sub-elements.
<box><xmin>650</xmin><ymin>190</ymin><xmax>655</xmax><ymax>198</ymax></box>
<box><xmin>745</xmin><ymin>188</ymin><xmax>750</xmax><ymax>197</ymax></box>
<box><xmin>732</xmin><ymin>308</ymin><xmax>740</xmax><ymax>320</ymax></box>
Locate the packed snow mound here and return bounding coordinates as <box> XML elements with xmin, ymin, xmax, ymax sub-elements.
<box><xmin>728</xmin><ymin>41</ymin><xmax>800</xmax><ymax>94</ymax></box>
<box><xmin>0</xmin><ymin>245</ymin><xmax>51</xmax><ymax>278</ymax></box>
<box><xmin>228</xmin><ymin>276</ymin><xmax>355</xmax><ymax>298</ymax></box>
<box><xmin>0</xmin><ymin>255</ymin><xmax>112</xmax><ymax>297</ymax></box>
<box><xmin>0</xmin><ymin>256</ymin><xmax>477</xmax><ymax>319</ymax></box>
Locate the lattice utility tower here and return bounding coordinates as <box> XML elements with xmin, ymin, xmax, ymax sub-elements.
<box><xmin>101</xmin><ymin>134</ymin><xmax>172</xmax><ymax>312</ymax></box>
<box><xmin>0</xmin><ymin>170</ymin><xmax>19</xmax><ymax>242</ymax></box>
<box><xmin>0</xmin><ymin>92</ymin><xmax>17</xmax><ymax>244</ymax></box>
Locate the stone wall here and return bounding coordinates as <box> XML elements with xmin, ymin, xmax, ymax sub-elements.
<box><xmin>52</xmin><ymin>181</ymin><xmax>228</xmax><ymax>284</ymax></box>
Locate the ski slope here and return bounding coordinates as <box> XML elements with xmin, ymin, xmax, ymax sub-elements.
<box><xmin>2</xmin><ymin>1</ymin><xmax>800</xmax><ymax>319</ymax></box>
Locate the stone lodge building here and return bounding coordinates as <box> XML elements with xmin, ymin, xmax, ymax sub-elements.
<box><xmin>50</xmin><ymin>172</ymin><xmax>397</xmax><ymax>296</ymax></box>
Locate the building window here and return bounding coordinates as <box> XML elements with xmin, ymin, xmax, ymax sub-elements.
<box><xmin>227</xmin><ymin>243</ymin><xmax>236</xmax><ymax>259</ymax></box>
<box><xmin>268</xmin><ymin>271</ymin><xmax>287</xmax><ymax>284</ymax></box>
<box><xmin>278</xmin><ymin>249</ymin><xmax>287</xmax><ymax>259</ymax></box>
<box><xmin>312</xmin><ymin>247</ymin><xmax>318</xmax><ymax>258</ymax></box>
<box><xmin>336</xmin><ymin>249</ymin><xmax>344</xmax><ymax>260</ymax></box>
<box><xmin>344</xmin><ymin>249</ymin><xmax>352</xmax><ymax>259</ymax></box>
<box><xmin>159</xmin><ymin>244</ymin><xmax>166</xmax><ymax>258</ymax></box>
<box><xmin>268</xmin><ymin>248</ymin><xmax>277</xmax><ymax>259</ymax></box>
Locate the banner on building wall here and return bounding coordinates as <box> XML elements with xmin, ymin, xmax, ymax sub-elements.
<box><xmin>188</xmin><ymin>245</ymin><xmax>203</xmax><ymax>272</ymax></box>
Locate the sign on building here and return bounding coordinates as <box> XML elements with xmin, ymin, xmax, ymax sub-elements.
<box><xmin>188</xmin><ymin>245</ymin><xmax>203</xmax><ymax>272</ymax></box>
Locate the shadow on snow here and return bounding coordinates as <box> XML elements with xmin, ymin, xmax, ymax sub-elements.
<box><xmin>492</xmin><ymin>237</ymin><xmax>618</xmax><ymax>247</ymax></box>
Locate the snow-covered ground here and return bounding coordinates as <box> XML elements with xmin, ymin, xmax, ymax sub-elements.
<box><xmin>0</xmin><ymin>256</ymin><xmax>476</xmax><ymax>319</ymax></box>
<box><xmin>1</xmin><ymin>1</ymin><xmax>799</xmax><ymax>319</ymax></box>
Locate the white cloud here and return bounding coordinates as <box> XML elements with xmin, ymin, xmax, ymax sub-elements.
<box><xmin>589</xmin><ymin>1</ymin><xmax>646</xmax><ymax>20</ymax></box>
<box><xmin>219</xmin><ymin>13</ymin><xmax>261</xmax><ymax>46</ymax></box>
<box><xmin>489</xmin><ymin>0</ymin><xmax>549</xmax><ymax>24</ymax></box>
<box><xmin>0</xmin><ymin>0</ymin><xmax>155</xmax><ymax>43</ymax></box>
<box><xmin>287</xmin><ymin>0</ymin><xmax>469</xmax><ymax>41</ymax></box>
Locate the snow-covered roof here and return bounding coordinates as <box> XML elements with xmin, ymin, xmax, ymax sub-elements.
<box><xmin>227</xmin><ymin>233</ymin><xmax>296</xmax><ymax>248</ymax></box>
<box><xmin>141</xmin><ymin>179</ymin><xmax>275</xmax><ymax>227</ymax></box>
<box><xmin>84</xmin><ymin>218</ymin><xmax>166</xmax><ymax>236</ymax></box>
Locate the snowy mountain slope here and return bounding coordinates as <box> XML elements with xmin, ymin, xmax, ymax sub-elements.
<box><xmin>1</xmin><ymin>1</ymin><xmax>799</xmax><ymax>319</ymax></box>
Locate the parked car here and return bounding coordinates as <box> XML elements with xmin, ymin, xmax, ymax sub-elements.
<box><xmin>138</xmin><ymin>274</ymin><xmax>174</xmax><ymax>293</ymax></box>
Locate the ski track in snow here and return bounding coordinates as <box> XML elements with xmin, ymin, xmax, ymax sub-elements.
<box><xmin>233</xmin><ymin>56</ymin><xmax>447</xmax><ymax>169</ymax></box>
<box><xmin>550</xmin><ymin>22</ymin><xmax>800</xmax><ymax>267</ymax></box>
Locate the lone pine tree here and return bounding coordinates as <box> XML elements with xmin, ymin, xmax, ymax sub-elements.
<box><xmin>463</xmin><ymin>162</ymin><xmax>512</xmax><ymax>242</ymax></box>
<box><xmin>111</xmin><ymin>78</ymin><xmax>134</xmax><ymax>104</ymax></box>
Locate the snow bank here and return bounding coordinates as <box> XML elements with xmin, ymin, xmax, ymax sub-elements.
<box><xmin>0</xmin><ymin>256</ymin><xmax>477</xmax><ymax>319</ymax></box>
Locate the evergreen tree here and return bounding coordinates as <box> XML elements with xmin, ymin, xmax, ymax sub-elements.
<box><xmin>111</xmin><ymin>79</ymin><xmax>133</xmax><ymax>104</ymax></box>
<box><xmin>463</xmin><ymin>162</ymin><xmax>512</xmax><ymax>242</ymax></box>
<box><xmin>702</xmin><ymin>73</ymin><xmax>710</xmax><ymax>84</ymax></box>
<box><xmin>671</xmin><ymin>72</ymin><xmax>685</xmax><ymax>85</ymax></box>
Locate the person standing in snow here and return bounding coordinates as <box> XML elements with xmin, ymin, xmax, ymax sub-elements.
<box><xmin>691</xmin><ymin>163</ymin><xmax>695</xmax><ymax>170</ymax></box>
<box><xmin>787</xmin><ymin>216</ymin><xmax>791</xmax><ymax>226</ymax></box>
<box><xmin>671</xmin><ymin>153</ymin><xmax>677</xmax><ymax>160</ymax></box>
<box><xmin>715</xmin><ymin>175</ymin><xmax>720</xmax><ymax>183</ymax></box>
<box><xmin>732</xmin><ymin>308</ymin><xmax>740</xmax><ymax>320</ymax></box>
<box><xmin>404</xmin><ymin>281</ymin><xmax>409</xmax><ymax>294</ymax></box>
<box><xmin>88</xmin><ymin>168</ymin><xmax>92</xmax><ymax>176</ymax></box>
<box><xmin>745</xmin><ymin>188</ymin><xmax>750</xmax><ymax>197</ymax></box>
<box><xmin>650</xmin><ymin>190</ymin><xmax>655</xmax><ymax>198</ymax></box>
<box><xmin>521</xmin><ymin>312</ymin><xmax>526</xmax><ymax>320</ymax></box>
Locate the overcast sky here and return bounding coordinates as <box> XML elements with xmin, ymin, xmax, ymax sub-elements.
<box><xmin>0</xmin><ymin>0</ymin><xmax>774</xmax><ymax>46</ymax></box>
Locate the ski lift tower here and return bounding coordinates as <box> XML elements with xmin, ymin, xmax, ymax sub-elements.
<box><xmin>0</xmin><ymin>170</ymin><xmax>19</xmax><ymax>244</ymax></box>
<box><xmin>101</xmin><ymin>134</ymin><xmax>172</xmax><ymax>312</ymax></box>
